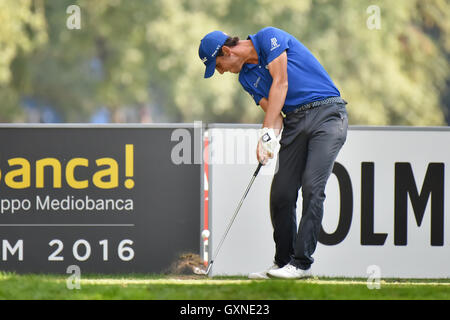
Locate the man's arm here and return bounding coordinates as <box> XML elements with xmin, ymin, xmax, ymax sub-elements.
<box><xmin>259</xmin><ymin>98</ymin><xmax>283</xmax><ymax>136</ymax></box>
<box><xmin>262</xmin><ymin>50</ymin><xmax>288</xmax><ymax>135</ymax></box>
<box><xmin>256</xmin><ymin>52</ymin><xmax>287</xmax><ymax>164</ymax></box>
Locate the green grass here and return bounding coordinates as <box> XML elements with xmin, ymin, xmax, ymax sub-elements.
<box><xmin>0</xmin><ymin>272</ymin><xmax>449</xmax><ymax>300</ymax></box>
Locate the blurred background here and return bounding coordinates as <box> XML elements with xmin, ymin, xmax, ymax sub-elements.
<box><xmin>0</xmin><ymin>0</ymin><xmax>448</xmax><ymax>125</ymax></box>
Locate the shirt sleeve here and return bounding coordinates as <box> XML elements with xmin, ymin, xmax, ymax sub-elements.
<box><xmin>244</xmin><ymin>86</ymin><xmax>263</xmax><ymax>106</ymax></box>
<box><xmin>250</xmin><ymin>92</ymin><xmax>263</xmax><ymax>105</ymax></box>
<box><xmin>257</xmin><ymin>27</ymin><xmax>290</xmax><ymax>65</ymax></box>
<box><xmin>239</xmin><ymin>78</ymin><xmax>263</xmax><ymax>105</ymax></box>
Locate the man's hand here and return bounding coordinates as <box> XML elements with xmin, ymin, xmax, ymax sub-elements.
<box><xmin>257</xmin><ymin>127</ymin><xmax>280</xmax><ymax>165</ymax></box>
<box><xmin>256</xmin><ymin>139</ymin><xmax>269</xmax><ymax>165</ymax></box>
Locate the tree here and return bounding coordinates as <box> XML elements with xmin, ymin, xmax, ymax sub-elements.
<box><xmin>1</xmin><ymin>0</ymin><xmax>448</xmax><ymax>125</ymax></box>
<box><xmin>0</xmin><ymin>0</ymin><xmax>47</xmax><ymax>121</ymax></box>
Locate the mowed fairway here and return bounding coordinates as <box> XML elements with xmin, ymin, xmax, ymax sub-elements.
<box><xmin>0</xmin><ymin>273</ymin><xmax>449</xmax><ymax>300</ymax></box>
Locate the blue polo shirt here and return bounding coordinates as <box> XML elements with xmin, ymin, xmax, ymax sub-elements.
<box><xmin>239</xmin><ymin>27</ymin><xmax>340</xmax><ymax>113</ymax></box>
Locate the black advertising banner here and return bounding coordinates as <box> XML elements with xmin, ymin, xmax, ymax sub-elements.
<box><xmin>0</xmin><ymin>125</ymin><xmax>201</xmax><ymax>273</ymax></box>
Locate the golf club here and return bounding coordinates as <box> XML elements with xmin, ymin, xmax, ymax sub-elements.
<box><xmin>194</xmin><ymin>162</ymin><xmax>263</xmax><ymax>275</ymax></box>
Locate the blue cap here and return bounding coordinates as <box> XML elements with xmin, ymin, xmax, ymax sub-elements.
<box><xmin>199</xmin><ymin>31</ymin><xmax>229</xmax><ymax>78</ymax></box>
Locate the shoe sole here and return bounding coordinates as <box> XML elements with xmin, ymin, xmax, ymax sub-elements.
<box><xmin>267</xmin><ymin>272</ymin><xmax>312</xmax><ymax>280</ymax></box>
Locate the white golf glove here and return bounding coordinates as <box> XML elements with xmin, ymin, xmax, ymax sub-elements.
<box><xmin>258</xmin><ymin>127</ymin><xmax>280</xmax><ymax>159</ymax></box>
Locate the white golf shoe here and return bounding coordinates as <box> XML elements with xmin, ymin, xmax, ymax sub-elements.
<box><xmin>248</xmin><ymin>264</ymin><xmax>280</xmax><ymax>279</ymax></box>
<box><xmin>267</xmin><ymin>263</ymin><xmax>312</xmax><ymax>279</ymax></box>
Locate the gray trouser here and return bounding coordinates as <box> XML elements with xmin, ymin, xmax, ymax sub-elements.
<box><xmin>270</xmin><ymin>101</ymin><xmax>348</xmax><ymax>270</ymax></box>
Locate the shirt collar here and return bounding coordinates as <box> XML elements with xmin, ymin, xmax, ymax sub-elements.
<box><xmin>241</xmin><ymin>34</ymin><xmax>259</xmax><ymax>73</ymax></box>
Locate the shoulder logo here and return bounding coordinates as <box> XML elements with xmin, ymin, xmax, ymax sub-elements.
<box><xmin>270</xmin><ymin>37</ymin><xmax>280</xmax><ymax>51</ymax></box>
<box><xmin>202</xmin><ymin>57</ymin><xmax>207</xmax><ymax>63</ymax></box>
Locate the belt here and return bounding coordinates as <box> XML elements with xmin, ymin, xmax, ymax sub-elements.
<box><xmin>281</xmin><ymin>97</ymin><xmax>347</xmax><ymax>118</ymax></box>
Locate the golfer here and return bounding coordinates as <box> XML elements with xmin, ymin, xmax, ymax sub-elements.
<box><xmin>199</xmin><ymin>27</ymin><xmax>348</xmax><ymax>279</ymax></box>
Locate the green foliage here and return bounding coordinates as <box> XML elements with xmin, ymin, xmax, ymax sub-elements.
<box><xmin>0</xmin><ymin>0</ymin><xmax>448</xmax><ymax>124</ymax></box>
<box><xmin>0</xmin><ymin>0</ymin><xmax>46</xmax><ymax>121</ymax></box>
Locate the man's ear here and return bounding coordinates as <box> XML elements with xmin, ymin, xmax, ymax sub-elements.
<box><xmin>221</xmin><ymin>46</ymin><xmax>232</xmax><ymax>56</ymax></box>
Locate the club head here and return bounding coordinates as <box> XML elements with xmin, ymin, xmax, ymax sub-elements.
<box><xmin>193</xmin><ymin>266</ymin><xmax>207</xmax><ymax>275</ymax></box>
<box><xmin>193</xmin><ymin>261</ymin><xmax>213</xmax><ymax>276</ymax></box>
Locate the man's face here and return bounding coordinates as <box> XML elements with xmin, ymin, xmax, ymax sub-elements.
<box><xmin>215</xmin><ymin>48</ymin><xmax>242</xmax><ymax>75</ymax></box>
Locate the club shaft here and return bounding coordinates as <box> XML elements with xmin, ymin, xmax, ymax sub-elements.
<box><xmin>207</xmin><ymin>163</ymin><xmax>262</xmax><ymax>274</ymax></box>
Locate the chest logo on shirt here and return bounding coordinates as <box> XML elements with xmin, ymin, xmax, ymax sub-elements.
<box><xmin>270</xmin><ymin>37</ymin><xmax>280</xmax><ymax>51</ymax></box>
<box><xmin>253</xmin><ymin>76</ymin><xmax>261</xmax><ymax>88</ymax></box>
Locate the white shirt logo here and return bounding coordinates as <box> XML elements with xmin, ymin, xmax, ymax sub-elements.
<box><xmin>270</xmin><ymin>37</ymin><xmax>280</xmax><ymax>51</ymax></box>
<box><xmin>253</xmin><ymin>76</ymin><xmax>261</xmax><ymax>88</ymax></box>
<box><xmin>202</xmin><ymin>57</ymin><xmax>207</xmax><ymax>63</ymax></box>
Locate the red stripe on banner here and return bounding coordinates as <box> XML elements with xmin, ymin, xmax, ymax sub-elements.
<box><xmin>203</xmin><ymin>135</ymin><xmax>209</xmax><ymax>231</ymax></box>
<box><xmin>203</xmin><ymin>135</ymin><xmax>210</xmax><ymax>267</ymax></box>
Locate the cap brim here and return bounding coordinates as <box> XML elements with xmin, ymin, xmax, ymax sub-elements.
<box><xmin>204</xmin><ymin>61</ymin><xmax>216</xmax><ymax>78</ymax></box>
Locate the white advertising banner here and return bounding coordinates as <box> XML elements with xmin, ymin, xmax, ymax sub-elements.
<box><xmin>207</xmin><ymin>126</ymin><xmax>450</xmax><ymax>278</ymax></box>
